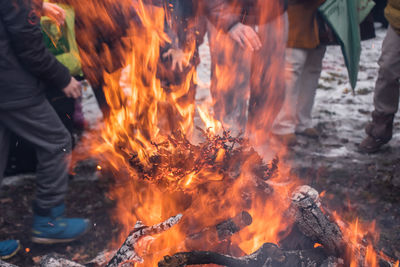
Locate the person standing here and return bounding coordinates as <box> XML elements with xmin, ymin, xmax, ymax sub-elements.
<box><xmin>0</xmin><ymin>0</ymin><xmax>89</xmax><ymax>258</ymax></box>
<box><xmin>205</xmin><ymin>0</ymin><xmax>288</xmax><ymax>146</ymax></box>
<box><xmin>359</xmin><ymin>0</ymin><xmax>400</xmax><ymax>153</ymax></box>
<box><xmin>271</xmin><ymin>0</ymin><xmax>326</xmax><ymax>146</ymax></box>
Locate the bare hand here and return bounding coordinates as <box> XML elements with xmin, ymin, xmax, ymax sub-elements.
<box><xmin>63</xmin><ymin>77</ymin><xmax>82</xmax><ymax>99</ymax></box>
<box><xmin>162</xmin><ymin>48</ymin><xmax>190</xmax><ymax>72</ymax></box>
<box><xmin>42</xmin><ymin>2</ymin><xmax>66</xmax><ymax>26</ymax></box>
<box><xmin>228</xmin><ymin>23</ymin><xmax>262</xmax><ymax>51</ymax></box>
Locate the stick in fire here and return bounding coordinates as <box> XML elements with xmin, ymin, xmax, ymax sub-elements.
<box><xmin>105</xmin><ymin>214</ymin><xmax>183</xmax><ymax>267</ymax></box>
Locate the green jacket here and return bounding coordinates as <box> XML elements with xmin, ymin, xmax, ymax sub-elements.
<box><xmin>385</xmin><ymin>0</ymin><xmax>400</xmax><ymax>34</ymax></box>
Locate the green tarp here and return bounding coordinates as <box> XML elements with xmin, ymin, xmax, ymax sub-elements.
<box><xmin>319</xmin><ymin>0</ymin><xmax>375</xmax><ymax>89</ymax></box>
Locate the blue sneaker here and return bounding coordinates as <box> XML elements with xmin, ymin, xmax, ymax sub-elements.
<box><xmin>0</xmin><ymin>240</ymin><xmax>20</xmax><ymax>260</ymax></box>
<box><xmin>32</xmin><ymin>204</ymin><xmax>90</xmax><ymax>244</ymax></box>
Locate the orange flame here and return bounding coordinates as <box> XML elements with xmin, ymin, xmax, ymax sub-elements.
<box><xmin>65</xmin><ymin>0</ymin><xmax>397</xmax><ymax>266</ymax></box>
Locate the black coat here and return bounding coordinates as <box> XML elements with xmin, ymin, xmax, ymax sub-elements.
<box><xmin>0</xmin><ymin>0</ymin><xmax>71</xmax><ymax>110</ymax></box>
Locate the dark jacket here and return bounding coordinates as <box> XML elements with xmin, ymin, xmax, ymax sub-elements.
<box><xmin>205</xmin><ymin>0</ymin><xmax>288</xmax><ymax>32</ymax></box>
<box><xmin>0</xmin><ymin>0</ymin><xmax>71</xmax><ymax>110</ymax></box>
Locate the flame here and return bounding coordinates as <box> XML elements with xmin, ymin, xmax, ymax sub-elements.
<box><xmin>331</xmin><ymin>213</ymin><xmax>399</xmax><ymax>266</ymax></box>
<box><xmin>314</xmin><ymin>243</ymin><xmax>323</xmax><ymax>248</ymax></box>
<box><xmin>65</xmin><ymin>0</ymin><xmax>397</xmax><ymax>266</ymax></box>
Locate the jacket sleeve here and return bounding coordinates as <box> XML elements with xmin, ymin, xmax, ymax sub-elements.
<box><xmin>202</xmin><ymin>0</ymin><xmax>241</xmax><ymax>32</ymax></box>
<box><xmin>0</xmin><ymin>0</ymin><xmax>71</xmax><ymax>89</ymax></box>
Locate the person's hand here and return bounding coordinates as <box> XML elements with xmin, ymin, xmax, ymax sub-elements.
<box><xmin>162</xmin><ymin>48</ymin><xmax>191</xmax><ymax>72</ymax></box>
<box><xmin>63</xmin><ymin>77</ymin><xmax>82</xmax><ymax>99</ymax></box>
<box><xmin>228</xmin><ymin>23</ymin><xmax>262</xmax><ymax>51</ymax></box>
<box><xmin>42</xmin><ymin>2</ymin><xmax>66</xmax><ymax>26</ymax></box>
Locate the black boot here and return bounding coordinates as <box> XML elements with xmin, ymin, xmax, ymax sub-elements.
<box><xmin>359</xmin><ymin>111</ymin><xmax>394</xmax><ymax>153</ymax></box>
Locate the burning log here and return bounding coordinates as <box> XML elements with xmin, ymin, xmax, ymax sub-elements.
<box><xmin>290</xmin><ymin>186</ymin><xmax>345</xmax><ymax>256</ymax></box>
<box><xmin>290</xmin><ymin>186</ymin><xmax>398</xmax><ymax>266</ymax></box>
<box><xmin>158</xmin><ymin>243</ymin><xmax>333</xmax><ymax>267</ymax></box>
<box><xmin>185</xmin><ymin>211</ymin><xmax>252</xmax><ymax>251</ymax></box>
<box><xmin>106</xmin><ymin>214</ymin><xmax>183</xmax><ymax>267</ymax></box>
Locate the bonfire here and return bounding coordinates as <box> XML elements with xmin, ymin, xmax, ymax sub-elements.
<box><xmin>17</xmin><ymin>1</ymin><xmax>400</xmax><ymax>267</ymax></box>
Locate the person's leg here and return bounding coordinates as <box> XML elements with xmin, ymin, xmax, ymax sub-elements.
<box><xmin>208</xmin><ymin>21</ymin><xmax>251</xmax><ymax>135</ymax></box>
<box><xmin>0</xmin><ymin>100</ymin><xmax>89</xmax><ymax>243</ymax></box>
<box><xmin>0</xmin><ymin>122</ymin><xmax>20</xmax><ymax>259</ymax></box>
<box><xmin>248</xmin><ymin>13</ymin><xmax>288</xmax><ymax>145</ymax></box>
<box><xmin>373</xmin><ymin>26</ymin><xmax>400</xmax><ymax>116</ymax></box>
<box><xmin>272</xmin><ymin>48</ymin><xmax>308</xmax><ymax>135</ymax></box>
<box><xmin>0</xmin><ymin>100</ymin><xmax>71</xmax><ymax>210</ymax></box>
<box><xmin>360</xmin><ymin>25</ymin><xmax>400</xmax><ymax>152</ymax></box>
<box><xmin>295</xmin><ymin>45</ymin><xmax>326</xmax><ymax>134</ymax></box>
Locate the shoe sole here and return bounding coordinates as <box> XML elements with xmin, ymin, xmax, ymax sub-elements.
<box><xmin>31</xmin><ymin>236</ymin><xmax>80</xmax><ymax>244</ymax></box>
<box><xmin>0</xmin><ymin>242</ymin><xmax>21</xmax><ymax>260</ymax></box>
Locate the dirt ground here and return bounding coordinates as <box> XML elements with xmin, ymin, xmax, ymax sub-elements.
<box><xmin>1</xmin><ymin>26</ymin><xmax>399</xmax><ymax>266</ymax></box>
<box><xmin>0</xmin><ymin>168</ymin><xmax>117</xmax><ymax>266</ymax></box>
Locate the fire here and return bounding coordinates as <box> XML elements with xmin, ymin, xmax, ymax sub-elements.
<box><xmin>331</xmin><ymin>213</ymin><xmax>399</xmax><ymax>266</ymax></box>
<box><xmin>66</xmin><ymin>0</ymin><xmax>397</xmax><ymax>266</ymax></box>
<box><xmin>314</xmin><ymin>243</ymin><xmax>323</xmax><ymax>248</ymax></box>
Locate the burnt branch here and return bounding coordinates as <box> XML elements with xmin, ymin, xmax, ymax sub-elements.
<box><xmin>106</xmin><ymin>214</ymin><xmax>183</xmax><ymax>267</ymax></box>
<box><xmin>158</xmin><ymin>243</ymin><xmax>332</xmax><ymax>267</ymax></box>
<box><xmin>185</xmin><ymin>211</ymin><xmax>252</xmax><ymax>250</ymax></box>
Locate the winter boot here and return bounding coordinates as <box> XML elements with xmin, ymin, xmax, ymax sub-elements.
<box><xmin>0</xmin><ymin>240</ymin><xmax>20</xmax><ymax>260</ymax></box>
<box><xmin>32</xmin><ymin>204</ymin><xmax>90</xmax><ymax>244</ymax></box>
<box><xmin>359</xmin><ymin>111</ymin><xmax>395</xmax><ymax>153</ymax></box>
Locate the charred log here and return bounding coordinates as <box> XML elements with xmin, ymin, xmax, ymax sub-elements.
<box><xmin>291</xmin><ymin>186</ymin><xmax>345</xmax><ymax>256</ymax></box>
<box><xmin>158</xmin><ymin>243</ymin><xmax>333</xmax><ymax>267</ymax></box>
<box><xmin>106</xmin><ymin>214</ymin><xmax>182</xmax><ymax>267</ymax></box>
<box><xmin>185</xmin><ymin>211</ymin><xmax>252</xmax><ymax>251</ymax></box>
<box><xmin>290</xmin><ymin>186</ymin><xmax>397</xmax><ymax>266</ymax></box>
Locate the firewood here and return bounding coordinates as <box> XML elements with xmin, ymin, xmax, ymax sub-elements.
<box><xmin>290</xmin><ymin>186</ymin><xmax>345</xmax><ymax>256</ymax></box>
<box><xmin>39</xmin><ymin>253</ymin><xmax>85</xmax><ymax>267</ymax></box>
<box><xmin>105</xmin><ymin>214</ymin><xmax>183</xmax><ymax>267</ymax></box>
<box><xmin>158</xmin><ymin>243</ymin><xmax>333</xmax><ymax>267</ymax></box>
<box><xmin>290</xmin><ymin>187</ymin><xmax>397</xmax><ymax>266</ymax></box>
<box><xmin>0</xmin><ymin>260</ymin><xmax>18</xmax><ymax>267</ymax></box>
<box><xmin>185</xmin><ymin>211</ymin><xmax>252</xmax><ymax>251</ymax></box>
